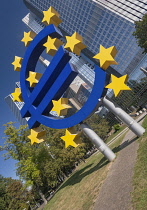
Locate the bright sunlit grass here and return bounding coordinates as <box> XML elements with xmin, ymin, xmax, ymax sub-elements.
<box><xmin>44</xmin><ymin>135</ymin><xmax>125</xmax><ymax>210</ymax></box>
<box><xmin>131</xmin><ymin>116</ymin><xmax>147</xmax><ymax>210</ymax></box>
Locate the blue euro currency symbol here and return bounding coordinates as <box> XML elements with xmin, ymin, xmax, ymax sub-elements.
<box><xmin>20</xmin><ymin>24</ymin><xmax>107</xmax><ymax>129</ymax></box>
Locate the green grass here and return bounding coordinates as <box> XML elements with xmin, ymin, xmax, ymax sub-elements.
<box><xmin>44</xmin><ymin>134</ymin><xmax>125</xmax><ymax>210</ymax></box>
<box><xmin>131</xmin><ymin>116</ymin><xmax>147</xmax><ymax>210</ymax></box>
<box><xmin>105</xmin><ymin>124</ymin><xmax>126</xmax><ymax>143</ymax></box>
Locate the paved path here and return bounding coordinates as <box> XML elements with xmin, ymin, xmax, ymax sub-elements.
<box><xmin>93</xmin><ymin>113</ymin><xmax>146</xmax><ymax>210</ymax></box>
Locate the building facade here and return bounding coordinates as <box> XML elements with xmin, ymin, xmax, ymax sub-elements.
<box><xmin>22</xmin><ymin>0</ymin><xmax>147</xmax><ymax>109</ymax></box>
<box><xmin>5</xmin><ymin>0</ymin><xmax>147</xmax><ymax>125</ymax></box>
<box><xmin>5</xmin><ymin>82</ymin><xmax>28</xmax><ymax>125</ymax></box>
<box><xmin>23</xmin><ymin>0</ymin><xmax>147</xmax><ymax>75</ymax></box>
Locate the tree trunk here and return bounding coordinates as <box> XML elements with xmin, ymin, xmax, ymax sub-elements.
<box><xmin>35</xmin><ymin>184</ymin><xmax>47</xmax><ymax>205</ymax></box>
<box><xmin>39</xmin><ymin>190</ymin><xmax>47</xmax><ymax>205</ymax></box>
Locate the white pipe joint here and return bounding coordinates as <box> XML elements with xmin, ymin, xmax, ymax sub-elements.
<box><xmin>102</xmin><ymin>97</ymin><xmax>145</xmax><ymax>137</ymax></box>
<box><xmin>80</xmin><ymin>123</ymin><xmax>116</xmax><ymax>162</ymax></box>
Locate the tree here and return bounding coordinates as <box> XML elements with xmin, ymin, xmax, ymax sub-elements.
<box><xmin>0</xmin><ymin>175</ymin><xmax>34</xmax><ymax>210</ymax></box>
<box><xmin>3</xmin><ymin>123</ymin><xmax>48</xmax><ymax>203</ymax></box>
<box><xmin>2</xmin><ymin>122</ymin><xmax>87</xmax><ymax>203</ymax></box>
<box><xmin>6</xmin><ymin>180</ymin><xmax>34</xmax><ymax>210</ymax></box>
<box><xmin>85</xmin><ymin>114</ymin><xmax>111</xmax><ymax>140</ymax></box>
<box><xmin>0</xmin><ymin>175</ymin><xmax>12</xmax><ymax>210</ymax></box>
<box><xmin>133</xmin><ymin>13</ymin><xmax>147</xmax><ymax>53</ymax></box>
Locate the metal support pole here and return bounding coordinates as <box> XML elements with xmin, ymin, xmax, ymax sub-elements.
<box><xmin>102</xmin><ymin>97</ymin><xmax>145</xmax><ymax>137</ymax></box>
<box><xmin>140</xmin><ymin>67</ymin><xmax>147</xmax><ymax>75</ymax></box>
<box><xmin>80</xmin><ymin>123</ymin><xmax>116</xmax><ymax>162</ymax></box>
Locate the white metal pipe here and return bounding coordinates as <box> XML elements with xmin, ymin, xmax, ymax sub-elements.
<box><xmin>102</xmin><ymin>97</ymin><xmax>145</xmax><ymax>137</ymax></box>
<box><xmin>80</xmin><ymin>123</ymin><xmax>116</xmax><ymax>162</ymax></box>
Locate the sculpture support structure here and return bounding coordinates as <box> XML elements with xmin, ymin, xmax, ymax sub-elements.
<box><xmin>80</xmin><ymin>123</ymin><xmax>116</xmax><ymax>162</ymax></box>
<box><xmin>102</xmin><ymin>97</ymin><xmax>145</xmax><ymax>137</ymax></box>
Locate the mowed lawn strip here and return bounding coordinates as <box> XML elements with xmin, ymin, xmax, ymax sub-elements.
<box><xmin>105</xmin><ymin>124</ymin><xmax>126</xmax><ymax>143</ymax></box>
<box><xmin>131</xmin><ymin>116</ymin><xmax>147</xmax><ymax>210</ymax></box>
<box><xmin>44</xmin><ymin>134</ymin><xmax>125</xmax><ymax>210</ymax></box>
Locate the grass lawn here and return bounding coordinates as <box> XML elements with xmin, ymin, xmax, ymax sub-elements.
<box><xmin>44</xmin><ymin>134</ymin><xmax>126</xmax><ymax>210</ymax></box>
<box><xmin>105</xmin><ymin>124</ymin><xmax>127</xmax><ymax>143</ymax></box>
<box><xmin>131</xmin><ymin>116</ymin><xmax>147</xmax><ymax>210</ymax></box>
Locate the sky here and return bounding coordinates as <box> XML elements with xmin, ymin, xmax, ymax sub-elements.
<box><xmin>0</xmin><ymin>0</ymin><xmax>29</xmax><ymax>179</ymax></box>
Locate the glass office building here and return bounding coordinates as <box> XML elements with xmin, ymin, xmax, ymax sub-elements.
<box><xmin>5</xmin><ymin>82</ymin><xmax>28</xmax><ymax>125</ymax></box>
<box><xmin>23</xmin><ymin>0</ymin><xmax>147</xmax><ymax>75</ymax></box>
<box><xmin>5</xmin><ymin>0</ymin><xmax>147</xmax><ymax>125</ymax></box>
<box><xmin>129</xmin><ymin>54</ymin><xmax>147</xmax><ymax>81</ymax></box>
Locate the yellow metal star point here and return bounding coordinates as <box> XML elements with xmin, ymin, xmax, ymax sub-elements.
<box><xmin>93</xmin><ymin>45</ymin><xmax>118</xmax><ymax>70</ymax></box>
<box><xmin>42</xmin><ymin>6</ymin><xmax>62</xmax><ymax>26</ymax></box>
<box><xmin>11</xmin><ymin>88</ymin><xmax>23</xmax><ymax>102</ymax></box>
<box><xmin>60</xmin><ymin>127</ymin><xmax>82</xmax><ymax>148</ymax></box>
<box><xmin>26</xmin><ymin>71</ymin><xmax>42</xmax><ymax>87</ymax></box>
<box><xmin>28</xmin><ymin>127</ymin><xmax>46</xmax><ymax>145</ymax></box>
<box><xmin>21</xmin><ymin>31</ymin><xmax>36</xmax><ymax>47</ymax></box>
<box><xmin>51</xmin><ymin>98</ymin><xmax>71</xmax><ymax>116</ymax></box>
<box><xmin>43</xmin><ymin>36</ymin><xmax>63</xmax><ymax>56</ymax></box>
<box><xmin>64</xmin><ymin>32</ymin><xmax>86</xmax><ymax>56</ymax></box>
<box><xmin>12</xmin><ymin>56</ymin><xmax>23</xmax><ymax>72</ymax></box>
<box><xmin>105</xmin><ymin>74</ymin><xmax>131</xmax><ymax>97</ymax></box>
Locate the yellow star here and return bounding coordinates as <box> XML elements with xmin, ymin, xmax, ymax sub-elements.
<box><xmin>43</xmin><ymin>36</ymin><xmax>63</xmax><ymax>56</ymax></box>
<box><xmin>42</xmin><ymin>6</ymin><xmax>62</xmax><ymax>27</ymax></box>
<box><xmin>64</xmin><ymin>32</ymin><xmax>86</xmax><ymax>56</ymax></box>
<box><xmin>51</xmin><ymin>98</ymin><xmax>72</xmax><ymax>116</ymax></box>
<box><xmin>93</xmin><ymin>45</ymin><xmax>118</xmax><ymax>70</ymax></box>
<box><xmin>105</xmin><ymin>74</ymin><xmax>131</xmax><ymax>97</ymax></box>
<box><xmin>28</xmin><ymin>127</ymin><xmax>46</xmax><ymax>145</ymax></box>
<box><xmin>26</xmin><ymin>71</ymin><xmax>42</xmax><ymax>87</ymax></box>
<box><xmin>11</xmin><ymin>88</ymin><xmax>23</xmax><ymax>102</ymax></box>
<box><xmin>11</xmin><ymin>56</ymin><xmax>23</xmax><ymax>72</ymax></box>
<box><xmin>60</xmin><ymin>127</ymin><xmax>82</xmax><ymax>148</ymax></box>
<box><xmin>21</xmin><ymin>31</ymin><xmax>36</xmax><ymax>47</ymax></box>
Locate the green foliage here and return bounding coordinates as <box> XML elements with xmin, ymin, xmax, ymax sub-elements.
<box><xmin>133</xmin><ymin>13</ymin><xmax>147</xmax><ymax>53</ymax></box>
<box><xmin>0</xmin><ymin>175</ymin><xmax>34</xmax><ymax>210</ymax></box>
<box><xmin>85</xmin><ymin>114</ymin><xmax>111</xmax><ymax>140</ymax></box>
<box><xmin>6</xmin><ymin>180</ymin><xmax>29</xmax><ymax>210</ymax></box>
<box><xmin>113</xmin><ymin>124</ymin><xmax>121</xmax><ymax>133</ymax></box>
<box><xmin>2</xmin><ymin>122</ymin><xmax>87</xmax><ymax>198</ymax></box>
<box><xmin>0</xmin><ymin>175</ymin><xmax>12</xmax><ymax>210</ymax></box>
<box><xmin>44</xmin><ymin>134</ymin><xmax>124</xmax><ymax>210</ymax></box>
<box><xmin>2</xmin><ymin>115</ymin><xmax>112</xmax><ymax>202</ymax></box>
<box><xmin>132</xmin><ymin>116</ymin><xmax>147</xmax><ymax>209</ymax></box>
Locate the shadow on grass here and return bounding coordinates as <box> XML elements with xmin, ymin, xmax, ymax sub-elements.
<box><xmin>58</xmin><ymin>136</ymin><xmax>139</xmax><ymax>190</ymax></box>
<box><xmin>58</xmin><ymin>156</ymin><xmax>109</xmax><ymax>190</ymax></box>
<box><xmin>112</xmin><ymin>136</ymin><xmax>138</xmax><ymax>154</ymax></box>
<box><xmin>53</xmin><ymin>136</ymin><xmax>139</xmax><ymax>197</ymax></box>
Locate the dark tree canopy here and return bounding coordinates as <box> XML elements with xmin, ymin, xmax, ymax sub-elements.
<box><xmin>0</xmin><ymin>175</ymin><xmax>35</xmax><ymax>210</ymax></box>
<box><xmin>133</xmin><ymin>13</ymin><xmax>147</xmax><ymax>53</ymax></box>
<box><xmin>2</xmin><ymin>117</ymin><xmax>111</xmax><ymax>204</ymax></box>
<box><xmin>2</xmin><ymin>123</ymin><xmax>88</xmax><ymax>202</ymax></box>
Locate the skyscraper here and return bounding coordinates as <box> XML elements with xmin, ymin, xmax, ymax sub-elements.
<box><xmin>5</xmin><ymin>82</ymin><xmax>28</xmax><ymax>125</ymax></box>
<box><xmin>23</xmin><ymin>0</ymin><xmax>147</xmax><ymax>75</ymax></box>
<box><xmin>5</xmin><ymin>0</ymin><xmax>146</xmax><ymax>125</ymax></box>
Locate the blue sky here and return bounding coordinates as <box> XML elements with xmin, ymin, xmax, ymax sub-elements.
<box><xmin>0</xmin><ymin>0</ymin><xmax>28</xmax><ymax>179</ymax></box>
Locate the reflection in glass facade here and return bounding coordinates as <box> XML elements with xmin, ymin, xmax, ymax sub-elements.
<box><xmin>22</xmin><ymin>12</ymin><xmax>96</xmax><ymax>89</ymax></box>
<box><xmin>23</xmin><ymin>0</ymin><xmax>147</xmax><ymax>75</ymax></box>
<box><xmin>22</xmin><ymin>12</ymin><xmax>44</xmax><ymax>34</ymax></box>
<box><xmin>5</xmin><ymin>82</ymin><xmax>28</xmax><ymax>125</ymax></box>
<box><xmin>129</xmin><ymin>54</ymin><xmax>147</xmax><ymax>81</ymax></box>
<box><xmin>5</xmin><ymin>0</ymin><xmax>147</xmax><ymax>125</ymax></box>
